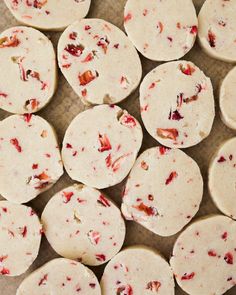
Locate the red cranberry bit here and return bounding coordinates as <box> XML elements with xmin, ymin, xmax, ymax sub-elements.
<box><xmin>0</xmin><ymin>92</ymin><xmax>8</xmax><ymax>98</ymax></box>
<box><xmin>179</xmin><ymin>64</ymin><xmax>195</xmax><ymax>75</ymax></box>
<box><xmin>148</xmin><ymin>194</ymin><xmax>154</xmax><ymax>201</ymax></box>
<box><xmin>183</xmin><ymin>94</ymin><xmax>198</xmax><ymax>104</ymax></box>
<box><xmin>218</xmin><ymin>156</ymin><xmax>226</xmax><ymax>163</ymax></box>
<box><xmin>0</xmin><ymin>35</ymin><xmax>20</xmax><ymax>48</ymax></box>
<box><xmin>66</xmin><ymin>143</ymin><xmax>73</xmax><ymax>149</ymax></box>
<box><xmin>25</xmin><ymin>98</ymin><xmax>40</xmax><ymax>111</ymax></box>
<box><xmin>181</xmin><ymin>272</ymin><xmax>195</xmax><ymax>280</ymax></box>
<box><xmin>84</xmin><ymin>25</ymin><xmax>91</xmax><ymax>30</ymax></box>
<box><xmin>135</xmin><ymin>202</ymin><xmax>158</xmax><ymax>216</ymax></box>
<box><xmin>69</xmin><ymin>32</ymin><xmax>77</xmax><ymax>40</ymax></box>
<box><xmin>82</xmin><ymin>52</ymin><xmax>95</xmax><ymax>63</ymax></box>
<box><xmin>208</xmin><ymin>30</ymin><xmax>216</xmax><ymax>48</ymax></box>
<box><xmin>35</xmin><ymin>172</ymin><xmax>49</xmax><ymax>181</ymax></box>
<box><xmin>229</xmin><ymin>155</ymin><xmax>233</xmax><ymax>161</ymax></box>
<box><xmin>157</xmin><ymin>22</ymin><xmax>163</xmax><ymax>33</ymax></box>
<box><xmin>159</xmin><ymin>146</ymin><xmax>170</xmax><ymax>155</ymax></box>
<box><xmin>124</xmin><ymin>13</ymin><xmax>132</xmax><ymax>23</ymax></box>
<box><xmin>177</xmin><ymin>93</ymin><xmax>183</xmax><ymax>108</ymax></box>
<box><xmin>65</xmin><ymin>44</ymin><xmax>84</xmax><ymax>57</ymax></box>
<box><xmin>87</xmin><ymin>230</ymin><xmax>101</xmax><ymax>245</ymax></box>
<box><xmin>98</xmin><ymin>134</ymin><xmax>112</xmax><ymax>152</ymax></box>
<box><xmin>78</xmin><ymin>70</ymin><xmax>97</xmax><ymax>86</ymax></box>
<box><xmin>141</xmin><ymin>161</ymin><xmax>149</xmax><ymax>170</ymax></box>
<box><xmin>165</xmin><ymin>171</ymin><xmax>178</xmax><ymax>185</ymax></box>
<box><xmin>224</xmin><ymin>252</ymin><xmax>233</xmax><ymax>265</ymax></box>
<box><xmin>89</xmin><ymin>283</ymin><xmax>96</xmax><ymax>289</ymax></box>
<box><xmin>95</xmin><ymin>254</ymin><xmax>106</xmax><ymax>262</ymax></box>
<box><xmin>117</xmin><ymin>285</ymin><xmax>133</xmax><ymax>295</ymax></box>
<box><xmin>169</xmin><ymin>110</ymin><xmax>184</xmax><ymax>121</ymax></box>
<box><xmin>63</xmin><ymin>191</ymin><xmax>74</xmax><ymax>203</ymax></box>
<box><xmin>0</xmin><ymin>255</ymin><xmax>8</xmax><ymax>262</ymax></box>
<box><xmin>38</xmin><ymin>274</ymin><xmax>48</xmax><ymax>286</ymax></box>
<box><xmin>222</xmin><ymin>232</ymin><xmax>228</xmax><ymax>240</ymax></box>
<box><xmin>120</xmin><ymin>114</ymin><xmax>136</xmax><ymax>127</ymax></box>
<box><xmin>10</xmin><ymin>138</ymin><xmax>22</xmax><ymax>153</ymax></box>
<box><xmin>208</xmin><ymin>250</ymin><xmax>217</xmax><ymax>257</ymax></box>
<box><xmin>190</xmin><ymin>25</ymin><xmax>198</xmax><ymax>34</ymax></box>
<box><xmin>97</xmin><ymin>195</ymin><xmax>111</xmax><ymax>207</ymax></box>
<box><xmin>157</xmin><ymin>128</ymin><xmax>179</xmax><ymax>141</ymax></box>
<box><xmin>23</xmin><ymin>113</ymin><xmax>32</xmax><ymax>123</ymax></box>
<box><xmin>105</xmin><ymin>153</ymin><xmax>112</xmax><ymax>168</ymax></box>
<box><xmin>0</xmin><ymin>268</ymin><xmax>10</xmax><ymax>275</ymax></box>
<box><xmin>20</xmin><ymin>226</ymin><xmax>27</xmax><ymax>237</ymax></box>
<box><xmin>97</xmin><ymin>36</ymin><xmax>110</xmax><ymax>54</ymax></box>
<box><xmin>146</xmin><ymin>281</ymin><xmax>161</xmax><ymax>292</ymax></box>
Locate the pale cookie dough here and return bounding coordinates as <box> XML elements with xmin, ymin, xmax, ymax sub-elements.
<box><xmin>41</xmin><ymin>184</ymin><xmax>125</xmax><ymax>266</ymax></box>
<box><xmin>0</xmin><ymin>201</ymin><xmax>42</xmax><ymax>277</ymax></box>
<box><xmin>58</xmin><ymin>18</ymin><xmax>142</xmax><ymax>105</ymax></box>
<box><xmin>0</xmin><ymin>26</ymin><xmax>56</xmax><ymax>114</ymax></box>
<box><xmin>140</xmin><ymin>61</ymin><xmax>215</xmax><ymax>148</ymax></box>
<box><xmin>121</xmin><ymin>147</ymin><xmax>203</xmax><ymax>236</ymax></box>
<box><xmin>101</xmin><ymin>246</ymin><xmax>175</xmax><ymax>295</ymax></box>
<box><xmin>170</xmin><ymin>215</ymin><xmax>236</xmax><ymax>295</ymax></box>
<box><xmin>0</xmin><ymin>114</ymin><xmax>63</xmax><ymax>204</ymax></box>
<box><xmin>4</xmin><ymin>0</ymin><xmax>91</xmax><ymax>31</ymax></box>
<box><xmin>209</xmin><ymin>137</ymin><xmax>236</xmax><ymax>219</ymax></box>
<box><xmin>198</xmin><ymin>0</ymin><xmax>236</xmax><ymax>62</ymax></box>
<box><xmin>220</xmin><ymin>67</ymin><xmax>236</xmax><ymax>130</ymax></box>
<box><xmin>124</xmin><ymin>0</ymin><xmax>198</xmax><ymax>61</ymax></box>
<box><xmin>62</xmin><ymin>105</ymin><xmax>143</xmax><ymax>189</ymax></box>
<box><xmin>16</xmin><ymin>258</ymin><xmax>101</xmax><ymax>295</ymax></box>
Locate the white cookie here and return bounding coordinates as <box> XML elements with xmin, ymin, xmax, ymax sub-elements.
<box><xmin>16</xmin><ymin>258</ymin><xmax>101</xmax><ymax>295</ymax></box>
<box><xmin>62</xmin><ymin>105</ymin><xmax>143</xmax><ymax>189</ymax></box>
<box><xmin>0</xmin><ymin>26</ymin><xmax>56</xmax><ymax>114</ymax></box>
<box><xmin>122</xmin><ymin>147</ymin><xmax>203</xmax><ymax>236</ymax></box>
<box><xmin>58</xmin><ymin>18</ymin><xmax>142</xmax><ymax>105</ymax></box>
<box><xmin>209</xmin><ymin>137</ymin><xmax>236</xmax><ymax>219</ymax></box>
<box><xmin>170</xmin><ymin>215</ymin><xmax>236</xmax><ymax>295</ymax></box>
<box><xmin>101</xmin><ymin>246</ymin><xmax>175</xmax><ymax>295</ymax></box>
<box><xmin>124</xmin><ymin>0</ymin><xmax>198</xmax><ymax>61</ymax></box>
<box><xmin>41</xmin><ymin>184</ymin><xmax>125</xmax><ymax>266</ymax></box>
<box><xmin>0</xmin><ymin>114</ymin><xmax>63</xmax><ymax>203</ymax></box>
<box><xmin>140</xmin><ymin>61</ymin><xmax>215</xmax><ymax>148</ymax></box>
<box><xmin>198</xmin><ymin>0</ymin><xmax>236</xmax><ymax>62</ymax></box>
<box><xmin>0</xmin><ymin>201</ymin><xmax>42</xmax><ymax>276</ymax></box>
<box><xmin>4</xmin><ymin>0</ymin><xmax>91</xmax><ymax>31</ymax></box>
<box><xmin>220</xmin><ymin>67</ymin><xmax>236</xmax><ymax>130</ymax></box>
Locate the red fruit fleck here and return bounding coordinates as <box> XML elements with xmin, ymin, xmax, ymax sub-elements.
<box><xmin>2</xmin><ymin>207</ymin><xmax>7</xmax><ymax>213</ymax></box>
<box><xmin>120</xmin><ymin>114</ymin><xmax>136</xmax><ymax>127</ymax></box>
<box><xmin>38</xmin><ymin>274</ymin><xmax>48</xmax><ymax>286</ymax></box>
<box><xmin>181</xmin><ymin>272</ymin><xmax>195</xmax><ymax>280</ymax></box>
<box><xmin>89</xmin><ymin>283</ymin><xmax>96</xmax><ymax>288</ymax></box>
<box><xmin>105</xmin><ymin>153</ymin><xmax>112</xmax><ymax>168</ymax></box>
<box><xmin>117</xmin><ymin>285</ymin><xmax>133</xmax><ymax>295</ymax></box>
<box><xmin>177</xmin><ymin>93</ymin><xmax>184</xmax><ymax>108</ymax></box>
<box><xmin>134</xmin><ymin>202</ymin><xmax>158</xmax><ymax>216</ymax></box>
<box><xmin>229</xmin><ymin>155</ymin><xmax>233</xmax><ymax>161</ymax></box>
<box><xmin>0</xmin><ymin>255</ymin><xmax>8</xmax><ymax>262</ymax></box>
<box><xmin>69</xmin><ymin>32</ymin><xmax>77</xmax><ymax>40</ymax></box>
<box><xmin>81</xmin><ymin>89</ymin><xmax>87</xmax><ymax>97</ymax></box>
<box><xmin>10</xmin><ymin>138</ymin><xmax>22</xmax><ymax>153</ymax></box>
<box><xmin>0</xmin><ymin>92</ymin><xmax>8</xmax><ymax>98</ymax></box>
<box><xmin>179</xmin><ymin>64</ymin><xmax>195</xmax><ymax>75</ymax></box>
<box><xmin>222</xmin><ymin>232</ymin><xmax>228</xmax><ymax>240</ymax></box>
<box><xmin>146</xmin><ymin>281</ymin><xmax>161</xmax><ymax>292</ymax></box>
<box><xmin>36</xmin><ymin>172</ymin><xmax>49</xmax><ymax>181</ymax></box>
<box><xmin>169</xmin><ymin>110</ymin><xmax>184</xmax><ymax>121</ymax></box>
<box><xmin>224</xmin><ymin>252</ymin><xmax>233</xmax><ymax>265</ymax></box>
<box><xmin>167</xmin><ymin>36</ymin><xmax>173</xmax><ymax>42</ymax></box>
<box><xmin>157</xmin><ymin>128</ymin><xmax>179</xmax><ymax>141</ymax></box>
<box><xmin>208</xmin><ymin>30</ymin><xmax>216</xmax><ymax>48</ymax></box>
<box><xmin>208</xmin><ymin>250</ymin><xmax>217</xmax><ymax>257</ymax></box>
<box><xmin>159</xmin><ymin>146</ymin><xmax>170</xmax><ymax>155</ymax></box>
<box><xmin>20</xmin><ymin>226</ymin><xmax>27</xmax><ymax>237</ymax></box>
<box><xmin>0</xmin><ymin>35</ymin><xmax>20</xmax><ymax>48</ymax></box>
<box><xmin>98</xmin><ymin>134</ymin><xmax>112</xmax><ymax>152</ymax></box>
<box><xmin>66</xmin><ymin>143</ymin><xmax>73</xmax><ymax>149</ymax></box>
<box><xmin>124</xmin><ymin>13</ymin><xmax>132</xmax><ymax>23</ymax></box>
<box><xmin>157</xmin><ymin>21</ymin><xmax>163</xmax><ymax>33</ymax></box>
<box><xmin>63</xmin><ymin>191</ymin><xmax>74</xmax><ymax>203</ymax></box>
<box><xmin>218</xmin><ymin>156</ymin><xmax>226</xmax><ymax>163</ymax></box>
<box><xmin>0</xmin><ymin>268</ymin><xmax>10</xmax><ymax>275</ymax></box>
<box><xmin>85</xmin><ymin>25</ymin><xmax>91</xmax><ymax>30</ymax></box>
<box><xmin>25</xmin><ymin>98</ymin><xmax>39</xmax><ymax>111</ymax></box>
<box><xmin>190</xmin><ymin>25</ymin><xmax>198</xmax><ymax>34</ymax></box>
<box><xmin>148</xmin><ymin>194</ymin><xmax>154</xmax><ymax>201</ymax></box>
<box><xmin>141</xmin><ymin>160</ymin><xmax>149</xmax><ymax>170</ymax></box>
<box><xmin>183</xmin><ymin>95</ymin><xmax>198</xmax><ymax>104</ymax></box>
<box><xmin>95</xmin><ymin>254</ymin><xmax>106</xmax><ymax>262</ymax></box>
<box><xmin>23</xmin><ymin>113</ymin><xmax>32</xmax><ymax>123</ymax></box>
<box><xmin>82</xmin><ymin>52</ymin><xmax>94</xmax><ymax>63</ymax></box>
<box><xmin>62</xmin><ymin>63</ymin><xmax>71</xmax><ymax>68</ymax></box>
<box><xmin>97</xmin><ymin>37</ymin><xmax>110</xmax><ymax>54</ymax></box>
<box><xmin>97</xmin><ymin>195</ymin><xmax>111</xmax><ymax>207</ymax></box>
<box><xmin>79</xmin><ymin>70</ymin><xmax>97</xmax><ymax>86</ymax></box>
<box><xmin>114</xmin><ymin>43</ymin><xmax>119</xmax><ymax>49</ymax></box>
<box><xmin>165</xmin><ymin>171</ymin><xmax>178</xmax><ymax>185</ymax></box>
<box><xmin>65</xmin><ymin>44</ymin><xmax>84</xmax><ymax>57</ymax></box>
<box><xmin>87</xmin><ymin>230</ymin><xmax>101</xmax><ymax>245</ymax></box>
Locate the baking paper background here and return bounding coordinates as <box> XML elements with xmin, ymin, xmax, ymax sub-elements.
<box><xmin>0</xmin><ymin>0</ymin><xmax>235</xmax><ymax>294</ymax></box>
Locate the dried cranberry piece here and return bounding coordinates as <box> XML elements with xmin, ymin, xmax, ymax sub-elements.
<box><xmin>78</xmin><ymin>70</ymin><xmax>97</xmax><ymax>86</ymax></box>
<box><xmin>95</xmin><ymin>254</ymin><xmax>106</xmax><ymax>262</ymax></box>
<box><xmin>10</xmin><ymin>138</ymin><xmax>22</xmax><ymax>153</ymax></box>
<box><xmin>98</xmin><ymin>134</ymin><xmax>112</xmax><ymax>152</ymax></box>
<box><xmin>181</xmin><ymin>272</ymin><xmax>195</xmax><ymax>280</ymax></box>
<box><xmin>217</xmin><ymin>156</ymin><xmax>226</xmax><ymax>163</ymax></box>
<box><xmin>224</xmin><ymin>252</ymin><xmax>233</xmax><ymax>265</ymax></box>
<box><xmin>97</xmin><ymin>195</ymin><xmax>111</xmax><ymax>207</ymax></box>
<box><xmin>165</xmin><ymin>171</ymin><xmax>178</xmax><ymax>185</ymax></box>
<box><xmin>65</xmin><ymin>44</ymin><xmax>84</xmax><ymax>57</ymax></box>
<box><xmin>63</xmin><ymin>191</ymin><xmax>74</xmax><ymax>203</ymax></box>
<box><xmin>117</xmin><ymin>285</ymin><xmax>133</xmax><ymax>295</ymax></box>
<box><xmin>134</xmin><ymin>202</ymin><xmax>158</xmax><ymax>216</ymax></box>
<box><xmin>157</xmin><ymin>128</ymin><xmax>179</xmax><ymax>141</ymax></box>
<box><xmin>124</xmin><ymin>13</ymin><xmax>132</xmax><ymax>23</ymax></box>
<box><xmin>208</xmin><ymin>30</ymin><xmax>216</xmax><ymax>48</ymax></box>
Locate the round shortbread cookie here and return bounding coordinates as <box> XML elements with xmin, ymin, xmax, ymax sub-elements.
<box><xmin>101</xmin><ymin>246</ymin><xmax>175</xmax><ymax>295</ymax></box>
<box><xmin>121</xmin><ymin>147</ymin><xmax>203</xmax><ymax>236</ymax></box>
<box><xmin>0</xmin><ymin>201</ymin><xmax>42</xmax><ymax>277</ymax></box>
<box><xmin>198</xmin><ymin>0</ymin><xmax>236</xmax><ymax>62</ymax></box>
<box><xmin>58</xmin><ymin>18</ymin><xmax>142</xmax><ymax>105</ymax></box>
<box><xmin>4</xmin><ymin>0</ymin><xmax>91</xmax><ymax>31</ymax></box>
<box><xmin>124</xmin><ymin>0</ymin><xmax>198</xmax><ymax>61</ymax></box>
<box><xmin>41</xmin><ymin>184</ymin><xmax>126</xmax><ymax>266</ymax></box>
<box><xmin>139</xmin><ymin>60</ymin><xmax>215</xmax><ymax>148</ymax></box>
<box><xmin>62</xmin><ymin>105</ymin><xmax>143</xmax><ymax>189</ymax></box>
<box><xmin>209</xmin><ymin>137</ymin><xmax>236</xmax><ymax>219</ymax></box>
<box><xmin>220</xmin><ymin>66</ymin><xmax>236</xmax><ymax>130</ymax></box>
<box><xmin>0</xmin><ymin>26</ymin><xmax>56</xmax><ymax>114</ymax></box>
<box><xmin>16</xmin><ymin>258</ymin><xmax>101</xmax><ymax>295</ymax></box>
<box><xmin>170</xmin><ymin>215</ymin><xmax>236</xmax><ymax>295</ymax></box>
<box><xmin>0</xmin><ymin>114</ymin><xmax>63</xmax><ymax>204</ymax></box>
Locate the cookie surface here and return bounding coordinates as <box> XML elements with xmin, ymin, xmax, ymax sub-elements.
<box><xmin>170</xmin><ymin>215</ymin><xmax>236</xmax><ymax>295</ymax></box>
<box><xmin>16</xmin><ymin>258</ymin><xmax>101</xmax><ymax>295</ymax></box>
<box><xmin>101</xmin><ymin>246</ymin><xmax>175</xmax><ymax>295</ymax></box>
<box><xmin>0</xmin><ymin>26</ymin><xmax>56</xmax><ymax>114</ymax></box>
<box><xmin>124</xmin><ymin>0</ymin><xmax>198</xmax><ymax>61</ymax></box>
<box><xmin>0</xmin><ymin>114</ymin><xmax>63</xmax><ymax>203</ymax></box>
<box><xmin>122</xmin><ymin>147</ymin><xmax>203</xmax><ymax>236</ymax></box>
<box><xmin>58</xmin><ymin>18</ymin><xmax>142</xmax><ymax>105</ymax></box>
<box><xmin>4</xmin><ymin>0</ymin><xmax>91</xmax><ymax>31</ymax></box>
<box><xmin>42</xmin><ymin>184</ymin><xmax>125</xmax><ymax>266</ymax></box>
<box><xmin>62</xmin><ymin>105</ymin><xmax>143</xmax><ymax>189</ymax></box>
<box><xmin>140</xmin><ymin>61</ymin><xmax>215</xmax><ymax>148</ymax></box>
<box><xmin>209</xmin><ymin>137</ymin><xmax>236</xmax><ymax>219</ymax></box>
<box><xmin>198</xmin><ymin>0</ymin><xmax>236</xmax><ymax>62</ymax></box>
<box><xmin>0</xmin><ymin>201</ymin><xmax>42</xmax><ymax>277</ymax></box>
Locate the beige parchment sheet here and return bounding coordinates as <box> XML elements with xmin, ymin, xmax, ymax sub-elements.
<box><xmin>0</xmin><ymin>0</ymin><xmax>235</xmax><ymax>294</ymax></box>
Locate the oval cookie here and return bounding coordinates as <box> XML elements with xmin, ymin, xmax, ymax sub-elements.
<box><xmin>121</xmin><ymin>147</ymin><xmax>203</xmax><ymax>236</ymax></box>
<box><xmin>42</xmin><ymin>184</ymin><xmax>125</xmax><ymax>266</ymax></box>
<box><xmin>0</xmin><ymin>201</ymin><xmax>42</xmax><ymax>276</ymax></box>
<box><xmin>0</xmin><ymin>114</ymin><xmax>63</xmax><ymax>203</ymax></box>
<box><xmin>124</xmin><ymin>0</ymin><xmax>198</xmax><ymax>61</ymax></box>
<box><xmin>209</xmin><ymin>137</ymin><xmax>236</xmax><ymax>219</ymax></box>
<box><xmin>58</xmin><ymin>18</ymin><xmax>142</xmax><ymax>105</ymax></box>
<box><xmin>170</xmin><ymin>215</ymin><xmax>236</xmax><ymax>295</ymax></box>
<box><xmin>16</xmin><ymin>258</ymin><xmax>101</xmax><ymax>295</ymax></box>
<box><xmin>101</xmin><ymin>246</ymin><xmax>175</xmax><ymax>295</ymax></box>
<box><xmin>139</xmin><ymin>61</ymin><xmax>215</xmax><ymax>148</ymax></box>
<box><xmin>62</xmin><ymin>105</ymin><xmax>143</xmax><ymax>189</ymax></box>
<box><xmin>4</xmin><ymin>0</ymin><xmax>91</xmax><ymax>31</ymax></box>
<box><xmin>0</xmin><ymin>26</ymin><xmax>56</xmax><ymax>114</ymax></box>
<box><xmin>198</xmin><ymin>0</ymin><xmax>236</xmax><ymax>62</ymax></box>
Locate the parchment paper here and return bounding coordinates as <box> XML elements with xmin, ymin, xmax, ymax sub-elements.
<box><xmin>0</xmin><ymin>0</ymin><xmax>235</xmax><ymax>294</ymax></box>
